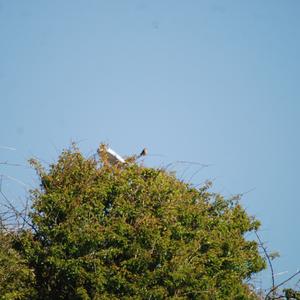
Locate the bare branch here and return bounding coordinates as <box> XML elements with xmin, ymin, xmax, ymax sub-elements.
<box><xmin>254</xmin><ymin>231</ymin><xmax>276</xmax><ymax>298</ymax></box>
<box><xmin>0</xmin><ymin>174</ymin><xmax>29</xmax><ymax>188</ymax></box>
<box><xmin>0</xmin><ymin>190</ymin><xmax>35</xmax><ymax>233</ymax></box>
<box><xmin>0</xmin><ymin>146</ymin><xmax>16</xmax><ymax>151</ymax></box>
<box><xmin>265</xmin><ymin>270</ymin><xmax>300</xmax><ymax>299</ymax></box>
<box><xmin>175</xmin><ymin>160</ymin><xmax>212</xmax><ymax>167</ymax></box>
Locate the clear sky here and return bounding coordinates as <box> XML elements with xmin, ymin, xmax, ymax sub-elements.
<box><xmin>1</xmin><ymin>0</ymin><xmax>300</xmax><ymax>291</ymax></box>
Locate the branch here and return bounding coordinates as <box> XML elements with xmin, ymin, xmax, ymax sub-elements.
<box><xmin>0</xmin><ymin>161</ymin><xmax>24</xmax><ymax>167</ymax></box>
<box><xmin>0</xmin><ymin>174</ymin><xmax>29</xmax><ymax>188</ymax></box>
<box><xmin>0</xmin><ymin>146</ymin><xmax>16</xmax><ymax>151</ymax></box>
<box><xmin>265</xmin><ymin>270</ymin><xmax>300</xmax><ymax>299</ymax></box>
<box><xmin>0</xmin><ymin>190</ymin><xmax>36</xmax><ymax>233</ymax></box>
<box><xmin>254</xmin><ymin>231</ymin><xmax>276</xmax><ymax>298</ymax></box>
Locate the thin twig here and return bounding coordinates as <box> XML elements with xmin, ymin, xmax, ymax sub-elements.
<box><xmin>0</xmin><ymin>190</ymin><xmax>36</xmax><ymax>233</ymax></box>
<box><xmin>0</xmin><ymin>161</ymin><xmax>28</xmax><ymax>167</ymax></box>
<box><xmin>186</xmin><ymin>165</ymin><xmax>210</xmax><ymax>183</ymax></box>
<box><xmin>175</xmin><ymin>160</ymin><xmax>212</xmax><ymax>167</ymax></box>
<box><xmin>254</xmin><ymin>231</ymin><xmax>276</xmax><ymax>297</ymax></box>
<box><xmin>0</xmin><ymin>174</ymin><xmax>29</xmax><ymax>187</ymax></box>
<box><xmin>265</xmin><ymin>270</ymin><xmax>300</xmax><ymax>299</ymax></box>
<box><xmin>0</xmin><ymin>146</ymin><xmax>16</xmax><ymax>151</ymax></box>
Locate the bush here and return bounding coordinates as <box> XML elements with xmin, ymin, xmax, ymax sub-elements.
<box><xmin>10</xmin><ymin>145</ymin><xmax>265</xmax><ymax>299</ymax></box>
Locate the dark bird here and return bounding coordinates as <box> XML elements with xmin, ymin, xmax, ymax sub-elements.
<box><xmin>139</xmin><ymin>148</ymin><xmax>148</xmax><ymax>157</ymax></box>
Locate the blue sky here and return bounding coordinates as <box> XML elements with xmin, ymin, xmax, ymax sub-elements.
<box><xmin>1</xmin><ymin>0</ymin><xmax>300</xmax><ymax>291</ymax></box>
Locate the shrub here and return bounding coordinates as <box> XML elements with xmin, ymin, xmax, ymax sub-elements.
<box><xmin>11</xmin><ymin>145</ymin><xmax>265</xmax><ymax>299</ymax></box>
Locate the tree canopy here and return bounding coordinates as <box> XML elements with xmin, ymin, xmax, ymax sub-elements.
<box><xmin>1</xmin><ymin>145</ymin><xmax>266</xmax><ymax>299</ymax></box>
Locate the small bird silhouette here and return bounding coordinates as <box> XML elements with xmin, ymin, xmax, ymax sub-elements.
<box><xmin>139</xmin><ymin>148</ymin><xmax>148</xmax><ymax>157</ymax></box>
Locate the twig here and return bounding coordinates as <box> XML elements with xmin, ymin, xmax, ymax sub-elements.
<box><xmin>0</xmin><ymin>174</ymin><xmax>29</xmax><ymax>188</ymax></box>
<box><xmin>175</xmin><ymin>160</ymin><xmax>212</xmax><ymax>168</ymax></box>
<box><xmin>186</xmin><ymin>165</ymin><xmax>210</xmax><ymax>183</ymax></box>
<box><xmin>0</xmin><ymin>146</ymin><xmax>16</xmax><ymax>151</ymax></box>
<box><xmin>0</xmin><ymin>161</ymin><xmax>22</xmax><ymax>167</ymax></box>
<box><xmin>179</xmin><ymin>165</ymin><xmax>191</xmax><ymax>181</ymax></box>
<box><xmin>254</xmin><ymin>231</ymin><xmax>275</xmax><ymax>297</ymax></box>
<box><xmin>0</xmin><ymin>190</ymin><xmax>36</xmax><ymax>233</ymax></box>
<box><xmin>265</xmin><ymin>270</ymin><xmax>300</xmax><ymax>299</ymax></box>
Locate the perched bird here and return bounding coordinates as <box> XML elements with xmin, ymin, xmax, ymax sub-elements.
<box><xmin>98</xmin><ymin>145</ymin><xmax>125</xmax><ymax>165</ymax></box>
<box><xmin>106</xmin><ymin>147</ymin><xmax>125</xmax><ymax>164</ymax></box>
<box><xmin>139</xmin><ymin>148</ymin><xmax>148</xmax><ymax>157</ymax></box>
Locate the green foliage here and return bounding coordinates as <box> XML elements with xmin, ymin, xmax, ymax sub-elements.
<box><xmin>6</xmin><ymin>145</ymin><xmax>266</xmax><ymax>299</ymax></box>
<box><xmin>284</xmin><ymin>288</ymin><xmax>300</xmax><ymax>300</ymax></box>
<box><xmin>0</xmin><ymin>227</ymin><xmax>36</xmax><ymax>300</ymax></box>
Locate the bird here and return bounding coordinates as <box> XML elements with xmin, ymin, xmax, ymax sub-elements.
<box><xmin>106</xmin><ymin>147</ymin><xmax>125</xmax><ymax>164</ymax></box>
<box><xmin>98</xmin><ymin>145</ymin><xmax>125</xmax><ymax>165</ymax></box>
<box><xmin>139</xmin><ymin>148</ymin><xmax>148</xmax><ymax>157</ymax></box>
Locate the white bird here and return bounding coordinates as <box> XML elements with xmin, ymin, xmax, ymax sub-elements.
<box><xmin>99</xmin><ymin>146</ymin><xmax>125</xmax><ymax>165</ymax></box>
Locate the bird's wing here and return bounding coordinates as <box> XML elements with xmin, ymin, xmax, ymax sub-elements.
<box><xmin>106</xmin><ymin>147</ymin><xmax>125</xmax><ymax>164</ymax></box>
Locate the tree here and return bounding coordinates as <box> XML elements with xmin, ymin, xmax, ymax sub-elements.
<box><xmin>10</xmin><ymin>145</ymin><xmax>265</xmax><ymax>299</ymax></box>
<box><xmin>0</xmin><ymin>225</ymin><xmax>36</xmax><ymax>300</ymax></box>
